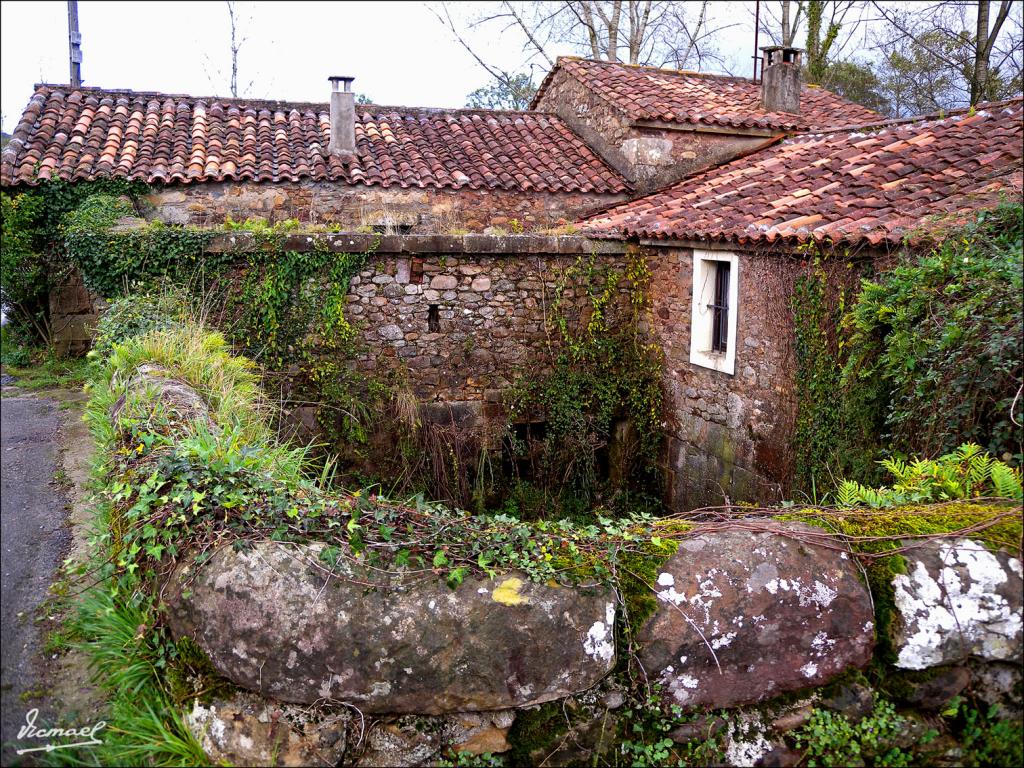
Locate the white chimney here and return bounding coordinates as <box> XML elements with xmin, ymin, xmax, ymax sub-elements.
<box><xmin>329</xmin><ymin>75</ymin><xmax>355</xmax><ymax>157</ymax></box>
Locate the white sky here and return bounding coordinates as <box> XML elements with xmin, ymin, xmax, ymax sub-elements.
<box><xmin>0</xmin><ymin>0</ymin><xmax>764</xmax><ymax>132</ymax></box>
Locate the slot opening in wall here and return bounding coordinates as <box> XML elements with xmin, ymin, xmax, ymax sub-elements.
<box><xmin>371</xmin><ymin>223</ymin><xmax>414</xmax><ymax>235</ymax></box>
<box><xmin>428</xmin><ymin>304</ymin><xmax>441</xmax><ymax>332</ymax></box>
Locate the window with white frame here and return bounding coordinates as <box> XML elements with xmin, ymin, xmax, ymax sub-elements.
<box><xmin>689</xmin><ymin>250</ymin><xmax>739</xmax><ymax>375</ymax></box>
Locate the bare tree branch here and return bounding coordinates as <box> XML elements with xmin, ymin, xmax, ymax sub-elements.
<box><xmin>501</xmin><ymin>0</ymin><xmax>555</xmax><ymax>67</ymax></box>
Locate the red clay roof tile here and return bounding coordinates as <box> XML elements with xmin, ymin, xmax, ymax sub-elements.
<box><xmin>579</xmin><ymin>100</ymin><xmax>1024</xmax><ymax>249</ymax></box>
<box><xmin>532</xmin><ymin>57</ymin><xmax>880</xmax><ymax>132</ymax></box>
<box><xmin>1</xmin><ymin>84</ymin><xmax>629</xmax><ymax>194</ymax></box>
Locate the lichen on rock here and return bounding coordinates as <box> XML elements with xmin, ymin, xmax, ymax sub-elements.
<box><xmin>637</xmin><ymin>522</ymin><xmax>875</xmax><ymax>710</ymax></box>
<box><xmin>165</xmin><ymin>540</ymin><xmax>616</xmax><ymax>713</ymax></box>
<box><xmin>891</xmin><ymin>538</ymin><xmax>1023</xmax><ymax>670</ymax></box>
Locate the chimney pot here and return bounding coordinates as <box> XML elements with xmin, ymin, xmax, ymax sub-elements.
<box><xmin>760</xmin><ymin>45</ymin><xmax>802</xmax><ymax>114</ymax></box>
<box><xmin>328</xmin><ymin>75</ymin><xmax>356</xmax><ymax>157</ymax></box>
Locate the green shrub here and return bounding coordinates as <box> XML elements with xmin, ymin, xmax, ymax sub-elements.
<box><xmin>842</xmin><ymin>201</ymin><xmax>1023</xmax><ymax>466</ymax></box>
<box><xmin>1</xmin><ymin>324</ymin><xmax>33</xmax><ymax>366</ymax></box>
<box><xmin>1</xmin><ymin>179</ymin><xmax>149</xmax><ymax>344</ymax></box>
<box><xmin>793</xmin><ymin>202</ymin><xmax>1023</xmax><ymax>492</ymax></box>
<box><xmin>1</xmin><ymin>190</ymin><xmax>50</xmax><ymax>339</ymax></box>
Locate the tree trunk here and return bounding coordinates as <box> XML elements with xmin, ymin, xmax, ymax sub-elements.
<box><xmin>606</xmin><ymin>0</ymin><xmax>623</xmax><ymax>61</ymax></box>
<box><xmin>806</xmin><ymin>0</ymin><xmax>822</xmax><ymax>81</ymax></box>
<box><xmin>972</xmin><ymin>0</ymin><xmax>990</xmax><ymax>103</ymax></box>
<box><xmin>782</xmin><ymin>0</ymin><xmax>792</xmax><ymax>45</ymax></box>
<box><xmin>576</xmin><ymin>2</ymin><xmax>603</xmax><ymax>60</ymax></box>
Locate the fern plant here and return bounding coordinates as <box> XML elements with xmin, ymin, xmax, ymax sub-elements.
<box><xmin>836</xmin><ymin>443</ymin><xmax>1022</xmax><ymax>508</ymax></box>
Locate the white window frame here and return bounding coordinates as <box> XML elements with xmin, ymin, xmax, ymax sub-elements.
<box><xmin>689</xmin><ymin>249</ymin><xmax>739</xmax><ymax>375</ymax></box>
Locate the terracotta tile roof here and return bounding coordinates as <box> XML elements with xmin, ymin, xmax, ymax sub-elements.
<box><xmin>579</xmin><ymin>99</ymin><xmax>1024</xmax><ymax>249</ymax></box>
<box><xmin>533</xmin><ymin>57</ymin><xmax>880</xmax><ymax>132</ymax></box>
<box><xmin>0</xmin><ymin>84</ymin><xmax>629</xmax><ymax>193</ymax></box>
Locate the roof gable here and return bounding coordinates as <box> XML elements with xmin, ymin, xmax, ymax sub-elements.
<box><xmin>579</xmin><ymin>100</ymin><xmax>1024</xmax><ymax>249</ymax></box>
<box><xmin>533</xmin><ymin>57</ymin><xmax>880</xmax><ymax>132</ymax></box>
<box><xmin>0</xmin><ymin>85</ymin><xmax>629</xmax><ymax>194</ymax></box>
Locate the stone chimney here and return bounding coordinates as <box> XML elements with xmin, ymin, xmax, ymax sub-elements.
<box><xmin>329</xmin><ymin>75</ymin><xmax>356</xmax><ymax>157</ymax></box>
<box><xmin>760</xmin><ymin>46</ymin><xmax>802</xmax><ymax>114</ymax></box>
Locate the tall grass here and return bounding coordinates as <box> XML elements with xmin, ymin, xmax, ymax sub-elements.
<box><xmin>44</xmin><ymin>588</ymin><xmax>207</xmax><ymax>767</ymax></box>
<box><xmin>50</xmin><ymin>316</ymin><xmax>307</xmax><ymax>767</ymax></box>
<box><xmin>86</xmin><ymin>319</ymin><xmax>314</xmax><ymax>488</ymax></box>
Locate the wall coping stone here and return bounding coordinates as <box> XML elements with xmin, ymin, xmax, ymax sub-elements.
<box><xmin>206</xmin><ymin>232</ymin><xmax>629</xmax><ymax>255</ymax></box>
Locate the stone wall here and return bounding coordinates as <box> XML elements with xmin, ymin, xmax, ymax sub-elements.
<box><xmin>645</xmin><ymin>245</ymin><xmax>798</xmax><ymax>509</ymax></box>
<box><xmin>345</xmin><ymin>251</ymin><xmax>626</xmax><ymax>405</ymax></box>
<box><xmin>534</xmin><ymin>68</ymin><xmax>773</xmax><ymax>192</ymax></box>
<box><xmin>49</xmin><ymin>269</ymin><xmax>104</xmax><ymax>357</ymax></box>
<box><xmin>143</xmin><ymin>181</ymin><xmax>628</xmax><ymax>232</ymax></box>
<box><xmin>48</xmin><ymin>232</ymin><xmax>803</xmax><ymax>509</ymax></box>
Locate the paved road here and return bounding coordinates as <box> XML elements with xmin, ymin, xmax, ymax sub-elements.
<box><xmin>1</xmin><ymin>391</ymin><xmax>70</xmax><ymax>764</ymax></box>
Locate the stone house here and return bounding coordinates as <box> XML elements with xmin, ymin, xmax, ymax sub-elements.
<box><xmin>0</xmin><ymin>81</ymin><xmax>629</xmax><ymax>231</ymax></box>
<box><xmin>530</xmin><ymin>50</ymin><xmax>878</xmax><ymax>192</ymax></box>
<box><xmin>579</xmin><ymin>99</ymin><xmax>1024</xmax><ymax>508</ymax></box>
<box><xmin>2</xmin><ymin>50</ymin><xmax>1021</xmax><ymax>508</ymax></box>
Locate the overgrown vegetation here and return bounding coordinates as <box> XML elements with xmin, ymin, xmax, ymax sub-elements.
<box><xmin>792</xmin><ymin>201</ymin><xmax>1024</xmax><ymax>493</ymax></box>
<box><xmin>794</xmin><ymin>694</ymin><xmax>922</xmax><ymax>767</ymax></box>
<box><xmin>91</xmin><ymin>327</ymin><xmax>678</xmax><ymax>593</ymax></box>
<box><xmin>502</xmin><ymin>251</ymin><xmax>665</xmax><ymax>519</ymax></box>
<box><xmin>8</xmin><ymin>176</ymin><xmax>1022</xmax><ymax>766</ymax></box>
<box><xmin>2</xmin><ymin>181</ymin><xmax>386</xmax><ymax>462</ymax></box>
<box><xmin>5</xmin><ymin>179</ymin><xmax>668</xmax><ymax>526</ymax></box>
<box><xmin>1</xmin><ymin>179</ymin><xmax>150</xmax><ymax>344</ymax></box>
<box><xmin>50</xmin><ymin>298</ymin><xmax>1021</xmax><ymax>765</ymax></box>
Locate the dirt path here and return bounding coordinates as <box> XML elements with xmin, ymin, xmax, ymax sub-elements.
<box><xmin>1</xmin><ymin>384</ymin><xmax>99</xmax><ymax>765</ymax></box>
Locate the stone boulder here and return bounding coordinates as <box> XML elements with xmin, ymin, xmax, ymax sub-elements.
<box><xmin>891</xmin><ymin>539</ymin><xmax>1023</xmax><ymax>670</ymax></box>
<box><xmin>637</xmin><ymin>523</ymin><xmax>874</xmax><ymax>710</ymax></box>
<box><xmin>111</xmin><ymin>364</ymin><xmax>211</xmax><ymax>428</ymax></box>
<box><xmin>165</xmin><ymin>540</ymin><xmax>615</xmax><ymax>713</ymax></box>
<box><xmin>186</xmin><ymin>692</ymin><xmax>349</xmax><ymax>767</ymax></box>
<box><xmin>355</xmin><ymin>711</ymin><xmax>515</xmax><ymax>767</ymax></box>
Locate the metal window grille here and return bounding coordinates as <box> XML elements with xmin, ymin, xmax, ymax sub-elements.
<box><xmin>709</xmin><ymin>262</ymin><xmax>730</xmax><ymax>353</ymax></box>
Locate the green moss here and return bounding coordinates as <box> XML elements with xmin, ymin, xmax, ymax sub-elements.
<box><xmin>864</xmin><ymin>554</ymin><xmax>906</xmax><ymax>665</ymax></box>
<box><xmin>869</xmin><ymin>663</ymin><xmax>951</xmax><ymax>704</ymax></box>
<box><xmin>505</xmin><ymin>702</ymin><xmax>569</xmax><ymax>766</ymax></box>
<box><xmin>165</xmin><ymin>636</ymin><xmax>236</xmax><ymax>706</ymax></box>
<box><xmin>852</xmin><ymin>503</ymin><xmax>1018</xmax><ymax>551</ymax></box>
<box><xmin>618</xmin><ymin>524</ymin><xmax>688</xmax><ymax>647</ymax></box>
<box><xmin>782</xmin><ymin>502</ymin><xmax>1021</xmax><ymax>553</ymax></box>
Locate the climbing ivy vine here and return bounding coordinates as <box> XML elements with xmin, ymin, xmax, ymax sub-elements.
<box><xmin>504</xmin><ymin>249</ymin><xmax>666</xmax><ymax>516</ymax></box>
<box><xmin>790</xmin><ymin>201</ymin><xmax>1024</xmax><ymax>495</ymax></box>
<box><xmin>0</xmin><ymin>178</ymin><xmax>149</xmax><ymax>342</ymax></box>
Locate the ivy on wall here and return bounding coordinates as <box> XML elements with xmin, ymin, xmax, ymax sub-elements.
<box><xmin>22</xmin><ymin>187</ymin><xmax>384</xmax><ymax>452</ymax></box>
<box><xmin>0</xmin><ymin>178</ymin><xmax>149</xmax><ymax>342</ymax></box>
<box><xmin>221</xmin><ymin>222</ymin><xmax>381</xmax><ymax>445</ymax></box>
<box><xmin>62</xmin><ymin>194</ymin><xmax>223</xmax><ymax>296</ymax></box>
<box><xmin>504</xmin><ymin>249</ymin><xmax>666</xmax><ymax>516</ymax></box>
<box><xmin>791</xmin><ymin>201</ymin><xmax>1024</xmax><ymax>495</ymax></box>
<box><xmin>843</xmin><ymin>202</ymin><xmax>1023</xmax><ymax>466</ymax></box>
<box><xmin>791</xmin><ymin>258</ymin><xmax>844</xmax><ymax>492</ymax></box>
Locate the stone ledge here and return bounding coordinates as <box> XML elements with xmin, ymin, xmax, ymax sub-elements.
<box><xmin>206</xmin><ymin>231</ymin><xmax>629</xmax><ymax>255</ymax></box>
